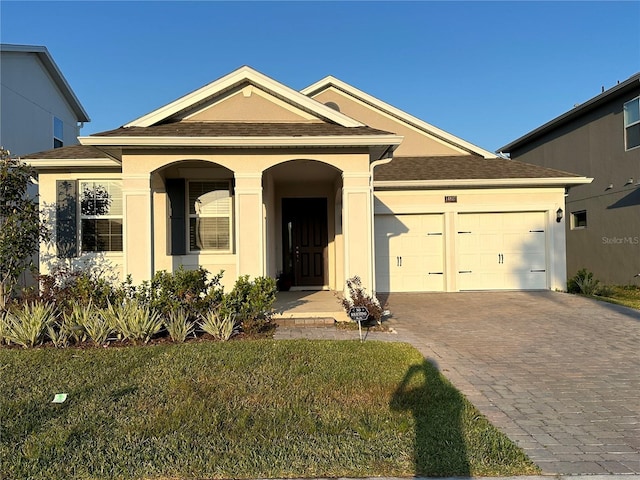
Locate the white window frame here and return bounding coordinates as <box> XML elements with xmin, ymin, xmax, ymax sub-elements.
<box><xmin>623</xmin><ymin>97</ymin><xmax>640</xmax><ymax>151</ymax></box>
<box><xmin>53</xmin><ymin>117</ymin><xmax>64</xmax><ymax>148</ymax></box>
<box><xmin>571</xmin><ymin>210</ymin><xmax>587</xmax><ymax>230</ymax></box>
<box><xmin>78</xmin><ymin>180</ymin><xmax>123</xmax><ymax>253</ymax></box>
<box><xmin>187</xmin><ymin>180</ymin><xmax>233</xmax><ymax>253</ymax></box>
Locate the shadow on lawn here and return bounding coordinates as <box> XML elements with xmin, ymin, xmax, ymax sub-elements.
<box><xmin>390</xmin><ymin>358</ymin><xmax>470</xmax><ymax>477</ymax></box>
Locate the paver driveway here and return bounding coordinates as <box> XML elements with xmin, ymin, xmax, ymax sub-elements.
<box><xmin>276</xmin><ymin>291</ymin><xmax>640</xmax><ymax>475</ymax></box>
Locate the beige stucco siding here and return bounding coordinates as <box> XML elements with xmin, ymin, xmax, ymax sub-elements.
<box><xmin>184</xmin><ymin>84</ymin><xmax>321</xmax><ymax>123</ymax></box>
<box><xmin>311</xmin><ymin>88</ymin><xmax>466</xmax><ymax>157</ymax></box>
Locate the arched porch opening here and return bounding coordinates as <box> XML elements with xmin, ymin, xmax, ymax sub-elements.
<box><xmin>263</xmin><ymin>159</ymin><xmax>343</xmax><ymax>290</ymax></box>
<box><xmin>151</xmin><ymin>159</ymin><xmax>237</xmax><ymax>289</ymax></box>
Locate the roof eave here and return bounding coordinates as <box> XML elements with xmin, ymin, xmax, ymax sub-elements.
<box><xmin>124</xmin><ymin>66</ymin><xmax>365</xmax><ymax>128</ymax></box>
<box><xmin>374</xmin><ymin>177</ymin><xmax>593</xmax><ymax>189</ymax></box>
<box><xmin>79</xmin><ymin>134</ymin><xmax>404</xmax><ymax>148</ymax></box>
<box><xmin>24</xmin><ymin>159</ymin><xmax>120</xmax><ymax>169</ymax></box>
<box><xmin>500</xmin><ymin>73</ymin><xmax>640</xmax><ymax>153</ymax></box>
<box><xmin>1</xmin><ymin>44</ymin><xmax>91</xmax><ymax>123</ymax></box>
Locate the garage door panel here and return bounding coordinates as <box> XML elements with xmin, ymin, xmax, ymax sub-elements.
<box><xmin>375</xmin><ymin>214</ymin><xmax>444</xmax><ymax>293</ymax></box>
<box><xmin>457</xmin><ymin>212</ymin><xmax>547</xmax><ymax>290</ymax></box>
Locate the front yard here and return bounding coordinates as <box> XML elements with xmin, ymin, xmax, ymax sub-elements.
<box><xmin>0</xmin><ymin>340</ymin><xmax>539</xmax><ymax>479</ymax></box>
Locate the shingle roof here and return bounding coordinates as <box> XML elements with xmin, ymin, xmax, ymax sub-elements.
<box><xmin>93</xmin><ymin>122</ymin><xmax>392</xmax><ymax>137</ymax></box>
<box><xmin>374</xmin><ymin>156</ymin><xmax>580</xmax><ymax>182</ymax></box>
<box><xmin>22</xmin><ymin>144</ymin><xmax>110</xmax><ymax>160</ymax></box>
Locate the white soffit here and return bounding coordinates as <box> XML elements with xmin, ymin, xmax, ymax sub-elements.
<box><xmin>302</xmin><ymin>76</ymin><xmax>497</xmax><ymax>159</ymax></box>
<box><xmin>373</xmin><ymin>177</ymin><xmax>593</xmax><ymax>188</ymax></box>
<box><xmin>125</xmin><ymin>66</ymin><xmax>365</xmax><ymax>128</ymax></box>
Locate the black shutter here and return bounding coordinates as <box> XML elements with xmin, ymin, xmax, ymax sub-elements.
<box><xmin>166</xmin><ymin>178</ymin><xmax>186</xmax><ymax>255</ymax></box>
<box><xmin>56</xmin><ymin>180</ymin><xmax>78</xmax><ymax>258</ymax></box>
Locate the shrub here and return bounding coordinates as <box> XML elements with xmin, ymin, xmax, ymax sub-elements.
<box><xmin>3</xmin><ymin>301</ymin><xmax>56</xmax><ymax>348</ymax></box>
<box><xmin>131</xmin><ymin>267</ymin><xmax>224</xmax><ymax>318</ymax></box>
<box><xmin>340</xmin><ymin>275</ymin><xmax>384</xmax><ymax>324</ymax></box>
<box><xmin>164</xmin><ymin>308</ymin><xmax>195</xmax><ymax>343</ymax></box>
<box><xmin>567</xmin><ymin>269</ymin><xmax>602</xmax><ymax>295</ymax></box>
<box><xmin>81</xmin><ymin>308</ymin><xmax>113</xmax><ymax>346</ymax></box>
<box><xmin>102</xmin><ymin>299</ymin><xmax>163</xmax><ymax>345</ymax></box>
<box><xmin>222</xmin><ymin>275</ymin><xmax>277</xmax><ymax>336</ymax></box>
<box><xmin>199</xmin><ymin>308</ymin><xmax>239</xmax><ymax>341</ymax></box>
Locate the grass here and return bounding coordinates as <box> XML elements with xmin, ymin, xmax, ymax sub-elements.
<box><xmin>594</xmin><ymin>285</ymin><xmax>640</xmax><ymax>310</ymax></box>
<box><xmin>0</xmin><ymin>340</ymin><xmax>539</xmax><ymax>479</ymax></box>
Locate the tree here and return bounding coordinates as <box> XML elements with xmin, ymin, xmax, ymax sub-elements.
<box><xmin>0</xmin><ymin>147</ymin><xmax>49</xmax><ymax>308</ymax></box>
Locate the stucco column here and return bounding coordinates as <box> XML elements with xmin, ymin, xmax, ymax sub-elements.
<box><xmin>122</xmin><ymin>174</ymin><xmax>153</xmax><ymax>283</ymax></box>
<box><xmin>234</xmin><ymin>173</ymin><xmax>264</xmax><ymax>278</ymax></box>
<box><xmin>342</xmin><ymin>172</ymin><xmax>374</xmax><ymax>292</ymax></box>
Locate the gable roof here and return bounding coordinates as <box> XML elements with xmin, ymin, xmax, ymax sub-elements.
<box><xmin>125</xmin><ymin>66</ymin><xmax>364</xmax><ymax>128</ymax></box>
<box><xmin>500</xmin><ymin>72</ymin><xmax>640</xmax><ymax>153</ymax></box>
<box><xmin>301</xmin><ymin>76</ymin><xmax>497</xmax><ymax>159</ymax></box>
<box><xmin>1</xmin><ymin>44</ymin><xmax>90</xmax><ymax>123</ymax></box>
<box><xmin>374</xmin><ymin>155</ymin><xmax>590</xmax><ymax>188</ymax></box>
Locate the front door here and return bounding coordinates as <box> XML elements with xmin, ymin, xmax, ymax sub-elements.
<box><xmin>282</xmin><ymin>198</ymin><xmax>327</xmax><ymax>287</ymax></box>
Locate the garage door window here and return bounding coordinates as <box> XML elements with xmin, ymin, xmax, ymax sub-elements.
<box><xmin>571</xmin><ymin>210</ymin><xmax>587</xmax><ymax>229</ymax></box>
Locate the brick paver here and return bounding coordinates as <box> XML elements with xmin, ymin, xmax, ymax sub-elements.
<box><xmin>275</xmin><ymin>291</ymin><xmax>640</xmax><ymax>475</ymax></box>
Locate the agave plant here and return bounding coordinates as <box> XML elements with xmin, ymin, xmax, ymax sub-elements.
<box><xmin>199</xmin><ymin>308</ymin><xmax>239</xmax><ymax>341</ymax></box>
<box><xmin>4</xmin><ymin>301</ymin><xmax>56</xmax><ymax>348</ymax></box>
<box><xmin>164</xmin><ymin>308</ymin><xmax>195</xmax><ymax>343</ymax></box>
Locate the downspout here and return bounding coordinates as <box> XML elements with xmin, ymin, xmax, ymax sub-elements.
<box><xmin>369</xmin><ymin>145</ymin><xmax>396</xmax><ymax>295</ymax></box>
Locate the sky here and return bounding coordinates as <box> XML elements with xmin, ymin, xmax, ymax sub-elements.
<box><xmin>1</xmin><ymin>1</ymin><xmax>639</xmax><ymax>153</ymax></box>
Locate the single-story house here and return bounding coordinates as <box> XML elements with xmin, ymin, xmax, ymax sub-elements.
<box><xmin>25</xmin><ymin>66</ymin><xmax>591</xmax><ymax>293</ymax></box>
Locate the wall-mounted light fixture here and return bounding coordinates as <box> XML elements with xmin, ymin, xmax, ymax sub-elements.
<box><xmin>625</xmin><ymin>178</ymin><xmax>634</xmax><ymax>186</ymax></box>
<box><xmin>556</xmin><ymin>208</ymin><xmax>563</xmax><ymax>223</ymax></box>
<box><xmin>606</xmin><ymin>184</ymin><xmax>614</xmax><ymax>190</ymax></box>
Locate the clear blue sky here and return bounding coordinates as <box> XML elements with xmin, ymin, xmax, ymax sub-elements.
<box><xmin>1</xmin><ymin>1</ymin><xmax>638</xmax><ymax>152</ymax></box>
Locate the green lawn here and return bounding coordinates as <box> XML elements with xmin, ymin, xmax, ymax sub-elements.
<box><xmin>595</xmin><ymin>285</ymin><xmax>640</xmax><ymax>310</ymax></box>
<box><xmin>0</xmin><ymin>340</ymin><xmax>539</xmax><ymax>479</ymax></box>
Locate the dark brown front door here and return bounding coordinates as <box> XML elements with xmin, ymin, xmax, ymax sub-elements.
<box><xmin>282</xmin><ymin>198</ymin><xmax>327</xmax><ymax>287</ymax></box>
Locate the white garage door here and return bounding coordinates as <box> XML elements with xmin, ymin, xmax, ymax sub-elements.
<box><xmin>457</xmin><ymin>212</ymin><xmax>547</xmax><ymax>290</ymax></box>
<box><xmin>375</xmin><ymin>214</ymin><xmax>444</xmax><ymax>292</ymax></box>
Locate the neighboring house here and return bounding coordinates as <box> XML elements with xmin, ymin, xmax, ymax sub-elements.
<box><xmin>24</xmin><ymin>66</ymin><xmax>590</xmax><ymax>293</ymax></box>
<box><xmin>0</xmin><ymin>44</ymin><xmax>90</xmax><ymax>156</ymax></box>
<box><xmin>500</xmin><ymin>73</ymin><xmax>640</xmax><ymax>285</ymax></box>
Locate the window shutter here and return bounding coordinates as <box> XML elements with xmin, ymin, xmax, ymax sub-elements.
<box><xmin>56</xmin><ymin>180</ymin><xmax>78</xmax><ymax>257</ymax></box>
<box><xmin>166</xmin><ymin>178</ymin><xmax>186</xmax><ymax>255</ymax></box>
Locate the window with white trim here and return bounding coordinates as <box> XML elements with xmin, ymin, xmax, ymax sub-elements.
<box><xmin>188</xmin><ymin>181</ymin><xmax>232</xmax><ymax>252</ymax></box>
<box><xmin>53</xmin><ymin>117</ymin><xmax>64</xmax><ymax>148</ymax></box>
<box><xmin>79</xmin><ymin>180</ymin><xmax>123</xmax><ymax>252</ymax></box>
<box><xmin>571</xmin><ymin>210</ymin><xmax>587</xmax><ymax>230</ymax></box>
<box><xmin>624</xmin><ymin>97</ymin><xmax>640</xmax><ymax>150</ymax></box>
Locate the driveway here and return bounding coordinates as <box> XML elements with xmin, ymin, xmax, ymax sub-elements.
<box><xmin>275</xmin><ymin>291</ymin><xmax>640</xmax><ymax>475</ymax></box>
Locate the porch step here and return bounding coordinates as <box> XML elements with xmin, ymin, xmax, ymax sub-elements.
<box><xmin>274</xmin><ymin>317</ymin><xmax>336</xmax><ymax>327</ymax></box>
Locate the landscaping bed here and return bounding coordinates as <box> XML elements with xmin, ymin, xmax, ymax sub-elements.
<box><xmin>0</xmin><ymin>340</ymin><xmax>539</xmax><ymax>479</ymax></box>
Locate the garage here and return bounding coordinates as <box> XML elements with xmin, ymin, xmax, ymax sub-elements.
<box><xmin>375</xmin><ymin>214</ymin><xmax>445</xmax><ymax>292</ymax></box>
<box><xmin>457</xmin><ymin>212</ymin><xmax>547</xmax><ymax>290</ymax></box>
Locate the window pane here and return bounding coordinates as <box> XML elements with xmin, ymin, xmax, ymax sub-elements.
<box><xmin>189</xmin><ymin>181</ymin><xmax>230</xmax><ymax>215</ymax></box>
<box><xmin>190</xmin><ymin>217</ymin><xmax>230</xmax><ymax>250</ymax></box>
<box><xmin>624</xmin><ymin>98</ymin><xmax>640</xmax><ymax>126</ymax></box>
<box><xmin>626</xmin><ymin>123</ymin><xmax>640</xmax><ymax>149</ymax></box>
<box><xmin>81</xmin><ymin>219</ymin><xmax>123</xmax><ymax>252</ymax></box>
<box><xmin>54</xmin><ymin>117</ymin><xmax>63</xmax><ymax>140</ymax></box>
<box><xmin>80</xmin><ymin>181</ymin><xmax>122</xmax><ymax>216</ymax></box>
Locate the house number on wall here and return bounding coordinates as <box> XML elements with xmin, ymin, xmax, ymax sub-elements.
<box><xmin>445</xmin><ymin>195</ymin><xmax>457</xmax><ymax>203</ymax></box>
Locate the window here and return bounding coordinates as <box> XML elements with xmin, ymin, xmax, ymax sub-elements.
<box><xmin>188</xmin><ymin>181</ymin><xmax>232</xmax><ymax>251</ymax></box>
<box><xmin>79</xmin><ymin>180</ymin><xmax>123</xmax><ymax>252</ymax></box>
<box><xmin>53</xmin><ymin>117</ymin><xmax>64</xmax><ymax>148</ymax></box>
<box><xmin>571</xmin><ymin>210</ymin><xmax>587</xmax><ymax>229</ymax></box>
<box><xmin>624</xmin><ymin>97</ymin><xmax>640</xmax><ymax>150</ymax></box>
